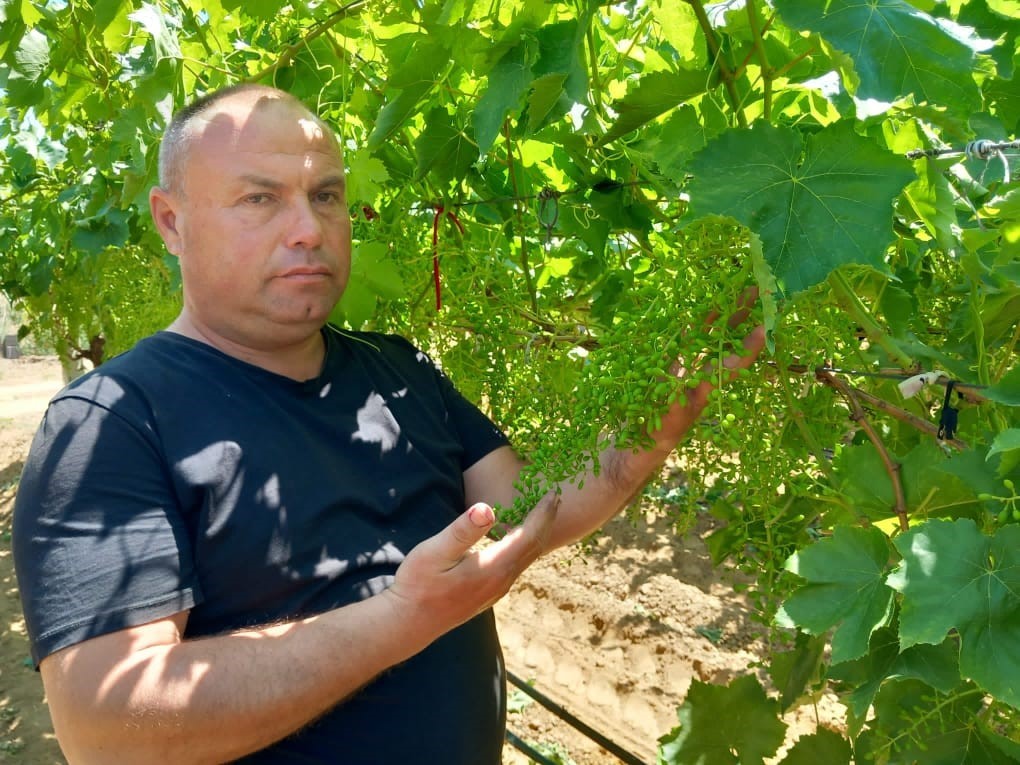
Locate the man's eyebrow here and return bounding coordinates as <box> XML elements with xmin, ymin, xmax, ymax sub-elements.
<box><xmin>237</xmin><ymin>174</ymin><xmax>284</xmax><ymax>190</ymax></box>
<box><xmin>315</xmin><ymin>174</ymin><xmax>346</xmax><ymax>191</ymax></box>
<box><xmin>235</xmin><ymin>174</ymin><xmax>346</xmax><ymax>191</ymax></box>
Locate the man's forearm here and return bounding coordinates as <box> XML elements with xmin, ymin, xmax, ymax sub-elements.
<box><xmin>545</xmin><ymin>438</ymin><xmax>671</xmax><ymax>549</ymax></box>
<box><xmin>44</xmin><ymin>500</ymin><xmax>553</xmax><ymax>765</ymax></box>
<box><xmin>46</xmin><ymin>593</ymin><xmax>429</xmax><ymax>765</ymax></box>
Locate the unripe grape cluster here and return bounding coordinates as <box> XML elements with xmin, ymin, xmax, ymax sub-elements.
<box><xmin>497</xmin><ymin>223</ymin><xmax>764</xmax><ymax>526</ymax></box>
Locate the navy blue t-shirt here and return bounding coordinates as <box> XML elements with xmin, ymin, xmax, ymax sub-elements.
<box><xmin>13</xmin><ymin>326</ymin><xmax>511</xmax><ymax>763</ymax></box>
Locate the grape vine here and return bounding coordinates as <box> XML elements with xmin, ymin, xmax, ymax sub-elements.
<box><xmin>1</xmin><ymin>0</ymin><xmax>1019</xmax><ymax>761</ymax></box>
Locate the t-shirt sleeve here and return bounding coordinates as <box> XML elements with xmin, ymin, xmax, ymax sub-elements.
<box><xmin>12</xmin><ymin>394</ymin><xmax>201</xmax><ymax>666</ymax></box>
<box><xmin>435</xmin><ymin>368</ymin><xmax>512</xmax><ymax>470</ymax></box>
<box><xmin>387</xmin><ymin>336</ymin><xmax>511</xmax><ymax>470</ymax></box>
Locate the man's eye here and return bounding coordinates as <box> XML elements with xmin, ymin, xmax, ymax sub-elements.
<box><xmin>315</xmin><ymin>191</ymin><xmax>341</xmax><ymax>204</ymax></box>
<box><xmin>245</xmin><ymin>194</ymin><xmax>272</xmax><ymax>205</ymax></box>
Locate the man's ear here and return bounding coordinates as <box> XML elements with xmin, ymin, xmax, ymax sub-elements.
<box><xmin>149</xmin><ymin>186</ymin><xmax>183</xmax><ymax>256</ymax></box>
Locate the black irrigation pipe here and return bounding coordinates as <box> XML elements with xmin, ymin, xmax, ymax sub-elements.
<box><xmin>505</xmin><ymin>729</ymin><xmax>562</xmax><ymax>765</ymax></box>
<box><xmin>506</xmin><ymin>670</ymin><xmax>650</xmax><ymax>765</ymax></box>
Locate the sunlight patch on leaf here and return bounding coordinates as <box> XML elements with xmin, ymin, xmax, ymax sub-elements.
<box><xmin>773</xmin><ymin>0</ymin><xmax>980</xmax><ymax>111</ymax></box>
<box><xmin>888</xmin><ymin>519</ymin><xmax>1020</xmax><ymax>707</ymax></box>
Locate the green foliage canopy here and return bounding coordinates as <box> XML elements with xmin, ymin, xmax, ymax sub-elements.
<box><xmin>2</xmin><ymin>0</ymin><xmax>1019</xmax><ymax>760</ymax></box>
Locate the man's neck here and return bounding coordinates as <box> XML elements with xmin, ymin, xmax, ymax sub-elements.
<box><xmin>166</xmin><ymin>312</ymin><xmax>326</xmax><ymax>381</ymax></box>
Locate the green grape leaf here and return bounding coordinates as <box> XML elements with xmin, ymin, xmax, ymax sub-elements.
<box><xmin>685</xmin><ymin>122</ymin><xmax>915</xmax><ymax>294</ymax></box>
<box><xmin>650</xmin><ymin>106</ymin><xmax>709</xmax><ymax>180</ymax></box>
<box><xmin>888</xmin><ymin>519</ymin><xmax>1020</xmax><ymax>707</ymax></box>
<box><xmin>658</xmin><ymin>676</ymin><xmax>787</xmax><ymax>765</ymax></box>
<box><xmin>92</xmin><ymin>0</ymin><xmax>126</xmax><ymax>33</ymax></box>
<box><xmin>767</xmin><ymin>631</ymin><xmax>826</xmax><ymax>711</ymax></box>
<box><xmin>651</xmin><ymin>0</ymin><xmax>706</xmax><ymax>69</ymax></box>
<box><xmin>525</xmin><ymin>73</ymin><xmax>568</xmax><ymax>133</ymax></box>
<box><xmin>472</xmin><ymin>40</ymin><xmax>535</xmax><ymax>157</ymax></box>
<box><xmin>367</xmin><ymin>37</ymin><xmax>450</xmax><ymax>151</ymax></box>
<box><xmin>778</xmin><ymin>525</ymin><xmax>894</xmax><ymax>664</ymax></box>
<box><xmin>330</xmin><ymin>242</ymin><xmax>405</xmax><ymax>328</ymax></box>
<box><xmin>350</xmin><ymin>241</ymin><xmax>405</xmax><ymax>302</ymax></box>
<box><xmin>600</xmin><ymin>70</ymin><xmax>716</xmax><ymax>146</ymax></box>
<box><xmin>899</xmin><ymin>441</ymin><xmax>982</xmax><ymax>520</ymax></box>
<box><xmin>988</xmin><ymin>429</ymin><xmax>1020</xmax><ymax>462</ymax></box>
<box><xmin>11</xmin><ymin>27</ymin><xmax>48</xmax><ymax>79</ymax></box>
<box><xmin>772</xmin><ymin>0</ymin><xmax>980</xmax><ymax>110</ymax></box>
<box><xmin>830</xmin><ymin>444</ymin><xmax>894</xmax><ymax>520</ymax></box>
<box><xmin>985</xmin><ymin>366</ymin><xmax>1020</xmax><ymax>406</ymax></box>
<box><xmin>779</xmin><ymin>728</ymin><xmax>852</xmax><ymax>765</ymax></box>
<box><xmin>128</xmin><ymin>4</ymin><xmax>181</xmax><ymax>61</ymax></box>
<box><xmin>367</xmin><ymin>81</ymin><xmax>432</xmax><ymax>151</ymax></box>
<box><xmin>414</xmin><ymin>107</ymin><xmax>475</xmax><ymax>185</ymax></box>
<box><xmin>71</xmin><ymin>210</ymin><xmax>130</xmax><ymax>255</ymax></box>
<box><xmin>344</xmin><ymin>150</ymin><xmax>390</xmax><ymax>207</ymax></box>
<box><xmin>524</xmin><ymin>19</ymin><xmax>586</xmax><ymax>133</ymax></box>
<box><xmin>829</xmin><ymin>626</ymin><xmax>961</xmax><ymax>725</ymax></box>
<box><xmin>856</xmin><ymin>678</ymin><xmax>1004</xmax><ymax>764</ymax></box>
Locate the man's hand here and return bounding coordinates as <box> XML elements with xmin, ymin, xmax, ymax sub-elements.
<box><xmin>384</xmin><ymin>492</ymin><xmax>559</xmax><ymax>639</ymax></box>
<box><xmin>648</xmin><ymin>288</ymin><xmax>766</xmax><ymax>451</ymax></box>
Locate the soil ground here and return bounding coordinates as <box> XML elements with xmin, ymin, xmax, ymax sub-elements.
<box><xmin>0</xmin><ymin>355</ymin><xmax>843</xmax><ymax>764</ymax></box>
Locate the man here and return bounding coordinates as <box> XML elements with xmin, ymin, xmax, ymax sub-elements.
<box><xmin>13</xmin><ymin>84</ymin><xmax>765</xmax><ymax>764</ymax></box>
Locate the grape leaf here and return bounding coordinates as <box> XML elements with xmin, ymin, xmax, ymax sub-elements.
<box><xmin>985</xmin><ymin>366</ymin><xmax>1020</xmax><ymax>406</ymax></box>
<box><xmin>128</xmin><ymin>4</ymin><xmax>181</xmax><ymax>61</ymax></box>
<box><xmin>829</xmin><ymin>444</ymin><xmax>894</xmax><ymax>520</ymax></box>
<box><xmin>829</xmin><ymin>626</ymin><xmax>961</xmax><ymax>723</ymax></box>
<box><xmin>856</xmin><ymin>678</ymin><xmax>1008</xmax><ymax>764</ymax></box>
<box><xmin>685</xmin><ymin>121</ymin><xmax>915</xmax><ymax>294</ymax></box>
<box><xmin>888</xmin><ymin>519</ymin><xmax>1020</xmax><ymax>707</ymax></box>
<box><xmin>658</xmin><ymin>676</ymin><xmax>786</xmax><ymax>764</ymax></box>
<box><xmin>414</xmin><ymin>107</ymin><xmax>475</xmax><ymax>185</ymax></box>
<box><xmin>345</xmin><ymin>150</ymin><xmax>390</xmax><ymax>207</ymax></box>
<box><xmin>778</xmin><ymin>525</ymin><xmax>895</xmax><ymax>664</ymax></box>
<box><xmin>768</xmin><ymin>630</ymin><xmax>826</xmax><ymax>712</ymax></box>
<box><xmin>367</xmin><ymin>37</ymin><xmax>451</xmax><ymax>150</ymax></box>
<box><xmin>780</xmin><ymin>728</ymin><xmax>852</xmax><ymax>765</ymax></box>
<box><xmin>988</xmin><ymin>429</ymin><xmax>1020</xmax><ymax>462</ymax></box>
<box><xmin>524</xmin><ymin>19</ymin><xmax>587</xmax><ymax>134</ymax></box>
<box><xmin>331</xmin><ymin>242</ymin><xmax>406</xmax><ymax>329</ymax></box>
<box><xmin>600</xmin><ymin>70</ymin><xmax>716</xmax><ymax>146</ymax></box>
<box><xmin>773</xmin><ymin>0</ymin><xmax>980</xmax><ymax>111</ymax></box>
<box><xmin>472</xmin><ymin>40</ymin><xmax>535</xmax><ymax>156</ymax></box>
<box><xmin>366</xmin><ymin>81</ymin><xmax>432</xmax><ymax>152</ymax></box>
<box><xmin>11</xmin><ymin>27</ymin><xmax>48</xmax><ymax>79</ymax></box>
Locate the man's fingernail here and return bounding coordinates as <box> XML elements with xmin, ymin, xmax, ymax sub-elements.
<box><xmin>468</xmin><ymin>503</ymin><xmax>495</xmax><ymax>527</ymax></box>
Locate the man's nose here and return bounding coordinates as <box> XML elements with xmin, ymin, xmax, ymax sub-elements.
<box><xmin>285</xmin><ymin>196</ymin><xmax>324</xmax><ymax>249</ymax></box>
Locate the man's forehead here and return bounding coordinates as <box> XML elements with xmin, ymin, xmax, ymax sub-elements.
<box><xmin>195</xmin><ymin>94</ymin><xmax>337</xmax><ymax>153</ymax></box>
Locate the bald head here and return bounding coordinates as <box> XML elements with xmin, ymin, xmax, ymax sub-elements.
<box><xmin>158</xmin><ymin>84</ymin><xmax>338</xmax><ymax>194</ymax></box>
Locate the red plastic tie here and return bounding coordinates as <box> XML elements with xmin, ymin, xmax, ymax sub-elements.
<box><xmin>431</xmin><ymin>204</ymin><xmax>465</xmax><ymax>311</ymax></box>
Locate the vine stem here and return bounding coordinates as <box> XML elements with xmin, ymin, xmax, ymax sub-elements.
<box><xmin>880</xmin><ymin>687</ymin><xmax>984</xmax><ymax>757</ymax></box>
<box><xmin>504</xmin><ymin>120</ymin><xmax>540</xmax><ymax>314</ymax></box>
<box><xmin>685</xmin><ymin>0</ymin><xmax>748</xmax><ymax>128</ymax></box>
<box><xmin>818</xmin><ymin>370</ymin><xmax>909</xmax><ymax>532</ymax></box>
<box><xmin>829</xmin><ymin>270</ymin><xmax>915</xmax><ymax>370</ymax></box>
<box><xmin>247</xmin><ymin>1</ymin><xmax>368</xmax><ymax>83</ymax></box>
<box><xmin>745</xmin><ymin>0</ymin><xmax>772</xmax><ymax>121</ymax></box>
<box><xmin>775</xmin><ymin>361</ymin><xmax>836</xmax><ymax>480</ymax></box>
<box><xmin>995</xmin><ymin>321</ymin><xmax>1020</xmax><ymax>380</ymax></box>
<box><xmin>842</xmin><ymin>381</ymin><xmax>969</xmax><ymax>451</ymax></box>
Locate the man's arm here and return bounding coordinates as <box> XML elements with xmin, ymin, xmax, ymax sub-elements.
<box><xmin>40</xmin><ymin>498</ymin><xmax>557</xmax><ymax>765</ymax></box>
<box><xmin>465</xmin><ymin>322</ymin><xmax>767</xmax><ymax>551</ymax></box>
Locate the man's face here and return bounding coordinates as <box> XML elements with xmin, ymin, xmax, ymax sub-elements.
<box><xmin>158</xmin><ymin>93</ymin><xmax>352</xmax><ymax>350</ymax></box>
